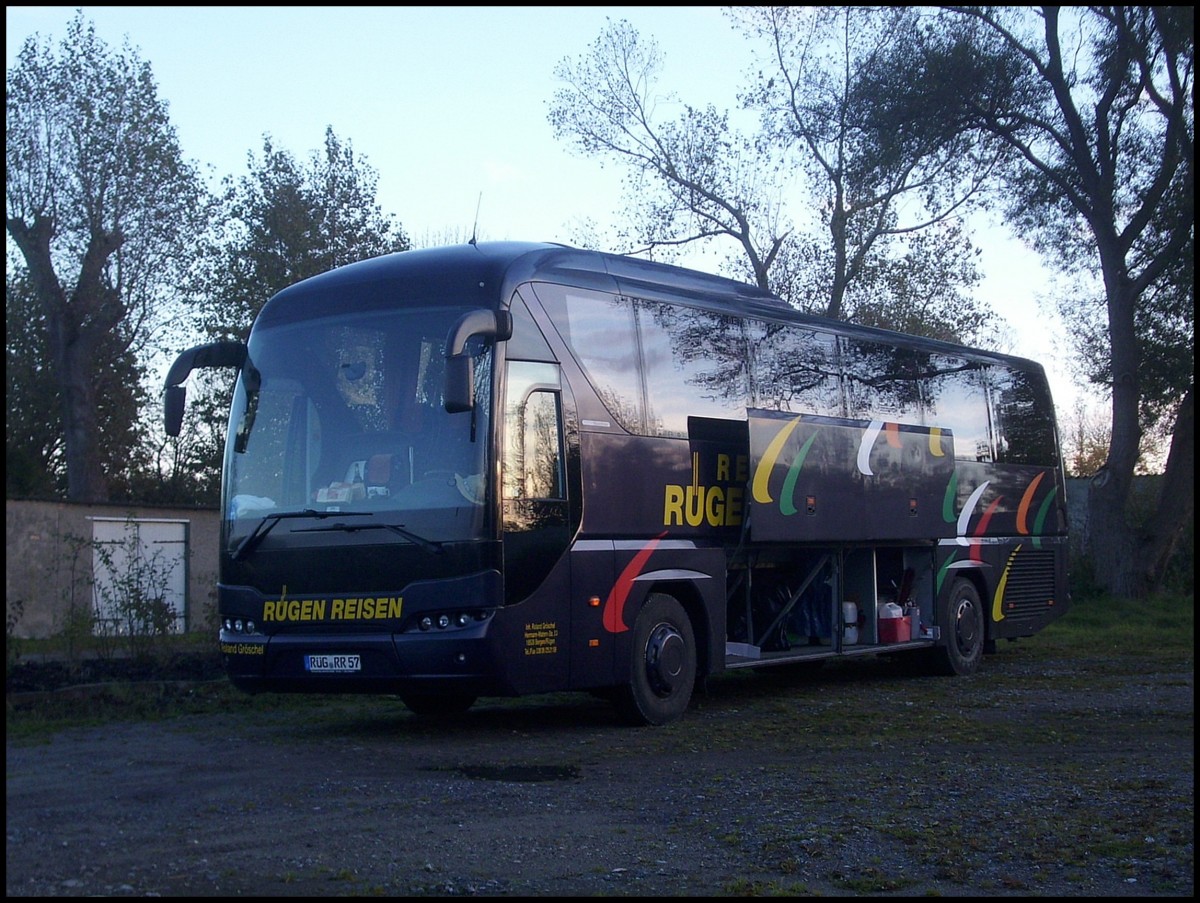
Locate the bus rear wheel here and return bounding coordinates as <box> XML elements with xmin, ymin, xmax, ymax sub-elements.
<box><xmin>613</xmin><ymin>593</ymin><xmax>696</xmax><ymax>726</ymax></box>
<box><xmin>931</xmin><ymin>578</ymin><xmax>985</xmax><ymax>676</ymax></box>
<box><xmin>398</xmin><ymin>692</ymin><xmax>477</xmax><ymax>717</ymax></box>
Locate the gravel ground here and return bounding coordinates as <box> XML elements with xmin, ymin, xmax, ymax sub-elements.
<box><xmin>5</xmin><ymin>643</ymin><xmax>1194</xmax><ymax>897</ymax></box>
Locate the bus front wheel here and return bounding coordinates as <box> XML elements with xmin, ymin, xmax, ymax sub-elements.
<box><xmin>613</xmin><ymin>593</ymin><xmax>697</xmax><ymax>726</ymax></box>
<box><xmin>932</xmin><ymin>578</ymin><xmax>986</xmax><ymax>676</ymax></box>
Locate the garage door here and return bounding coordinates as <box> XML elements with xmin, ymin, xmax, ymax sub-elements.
<box><xmin>91</xmin><ymin>518</ymin><xmax>188</xmax><ymax>635</ymax></box>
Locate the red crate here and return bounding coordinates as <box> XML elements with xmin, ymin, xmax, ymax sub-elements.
<box><xmin>878</xmin><ymin>615</ymin><xmax>912</xmax><ymax>644</ymax></box>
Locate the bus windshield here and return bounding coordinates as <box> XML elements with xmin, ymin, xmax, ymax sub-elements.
<box><xmin>223</xmin><ymin>306</ymin><xmax>492</xmax><ymax>546</ymax></box>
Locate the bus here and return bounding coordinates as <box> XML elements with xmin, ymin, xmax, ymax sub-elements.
<box><xmin>164</xmin><ymin>241</ymin><xmax>1069</xmax><ymax>725</ymax></box>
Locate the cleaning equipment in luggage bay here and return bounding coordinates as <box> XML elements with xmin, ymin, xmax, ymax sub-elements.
<box><xmin>842</xmin><ymin>601</ymin><xmax>859</xmax><ymax>644</ymax></box>
<box><xmin>878</xmin><ymin>600</ymin><xmax>911</xmax><ymax>643</ymax></box>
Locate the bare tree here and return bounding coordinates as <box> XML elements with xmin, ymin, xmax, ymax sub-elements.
<box><xmin>549</xmin><ymin>18</ymin><xmax>790</xmax><ymax>287</ymax></box>
<box><xmin>548</xmin><ymin>12</ymin><xmax>999</xmax><ymax>345</ymax></box>
<box><xmin>732</xmin><ymin>6</ymin><xmax>1003</xmax><ymax>319</ymax></box>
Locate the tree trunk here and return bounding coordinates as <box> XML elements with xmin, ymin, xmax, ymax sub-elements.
<box><xmin>1087</xmin><ymin>472</ymin><xmax>1138</xmax><ymax>596</ymax></box>
<box><xmin>1083</xmin><ymin>224</ymin><xmax>1194</xmax><ymax>597</ymax></box>
<box><xmin>8</xmin><ymin>215</ymin><xmax>118</xmax><ymax>503</ymax></box>
<box><xmin>57</xmin><ymin>328</ymin><xmax>109</xmax><ymax>503</ymax></box>
<box><xmin>1086</xmin><ymin>251</ymin><xmax>1143</xmax><ymax>597</ymax></box>
<box><xmin>826</xmin><ymin>202</ymin><xmax>849</xmax><ymax>319</ymax></box>
<box><xmin>1139</xmin><ymin>385</ymin><xmax>1194</xmax><ymax>589</ymax></box>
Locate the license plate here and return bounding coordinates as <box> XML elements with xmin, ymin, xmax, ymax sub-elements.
<box><xmin>304</xmin><ymin>654</ymin><xmax>361</xmax><ymax>673</ymax></box>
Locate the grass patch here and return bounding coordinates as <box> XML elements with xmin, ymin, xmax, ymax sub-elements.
<box><xmin>1031</xmin><ymin>590</ymin><xmax>1194</xmax><ymax>660</ymax></box>
<box><xmin>7</xmin><ymin>590</ymin><xmax>1192</xmax><ymax>742</ymax></box>
<box><xmin>722</xmin><ymin>877</ymin><xmax>813</xmax><ymax>896</ymax></box>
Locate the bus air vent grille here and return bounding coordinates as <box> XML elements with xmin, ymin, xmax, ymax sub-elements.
<box><xmin>1001</xmin><ymin>550</ymin><xmax>1057</xmax><ymax>621</ymax></box>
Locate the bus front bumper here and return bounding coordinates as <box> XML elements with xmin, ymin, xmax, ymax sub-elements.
<box><xmin>219</xmin><ymin>622</ymin><xmax>511</xmax><ymax>697</ymax></box>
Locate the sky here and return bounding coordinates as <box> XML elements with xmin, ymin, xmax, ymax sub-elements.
<box><xmin>6</xmin><ymin>6</ymin><xmax>1094</xmax><ymax>420</ymax></box>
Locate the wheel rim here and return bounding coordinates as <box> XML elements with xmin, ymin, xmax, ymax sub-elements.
<box><xmin>953</xmin><ymin>596</ymin><xmax>981</xmax><ymax>659</ymax></box>
<box><xmin>644</xmin><ymin>621</ymin><xmax>686</xmax><ymax>697</ymax></box>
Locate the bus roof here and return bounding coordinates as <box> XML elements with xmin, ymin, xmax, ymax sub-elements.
<box><xmin>257</xmin><ymin>241</ymin><xmax>1047</xmax><ymax>376</ymax></box>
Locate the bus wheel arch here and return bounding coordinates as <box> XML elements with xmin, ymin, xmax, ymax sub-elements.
<box><xmin>932</xmin><ymin>575</ymin><xmax>986</xmax><ymax>676</ymax></box>
<box><xmin>613</xmin><ymin>592</ymin><xmax>697</xmax><ymax>726</ymax></box>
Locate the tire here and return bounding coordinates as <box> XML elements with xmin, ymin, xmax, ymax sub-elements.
<box><xmin>931</xmin><ymin>578</ymin><xmax>986</xmax><ymax>676</ymax></box>
<box><xmin>613</xmin><ymin>593</ymin><xmax>697</xmax><ymax>726</ymax></box>
<box><xmin>398</xmin><ymin>692</ymin><xmax>477</xmax><ymax>717</ymax></box>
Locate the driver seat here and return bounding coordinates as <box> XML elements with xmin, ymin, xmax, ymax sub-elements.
<box><xmin>365</xmin><ymin>453</ymin><xmax>395</xmax><ymax>497</ymax></box>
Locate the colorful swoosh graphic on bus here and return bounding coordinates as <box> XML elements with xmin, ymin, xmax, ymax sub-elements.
<box><xmin>946</xmin><ymin>470</ymin><xmax>1056</xmax><ymax>546</ymax></box>
<box><xmin>1016</xmin><ymin>472</ymin><xmax>1044</xmax><ymax>533</ymax></box>
<box><xmin>602</xmin><ymin>531</ymin><xmax>668</xmax><ymax>634</ymax></box>
<box><xmin>1030</xmin><ymin>492</ymin><xmax>1058</xmax><ymax>549</ymax></box>
<box><xmin>754</xmin><ymin>416</ymin><xmax>949</xmax><ymax>512</ymax></box>
<box><xmin>939</xmin><ymin>480</ymin><xmax>998</xmax><ymax>587</ymax></box>
<box><xmin>992</xmin><ymin>545</ymin><xmax>1024</xmax><ymax>621</ymax></box>
<box><xmin>938</xmin><ymin>469</ymin><xmax>1057</xmax><ymax>598</ymax></box>
<box><xmin>1016</xmin><ymin>472</ymin><xmax>1059</xmax><ymax>549</ymax></box>
<box><xmin>970</xmin><ymin>496</ymin><xmax>1004</xmax><ymax>562</ymax></box>
<box><xmin>856</xmin><ymin>420</ymin><xmax>885</xmax><ymax>476</ymax></box>
<box><xmin>955</xmin><ymin>482</ymin><xmax>991</xmax><ymax>544</ymax></box>
<box><xmin>942</xmin><ymin>471</ymin><xmax>959</xmax><ymax>524</ymax></box>
<box><xmin>751</xmin><ymin>414</ymin><xmax>803</xmax><ymax>504</ymax></box>
<box><xmin>778</xmin><ymin>433</ymin><xmax>819</xmax><ymax>516</ymax></box>
<box><xmin>928</xmin><ymin>427</ymin><xmax>946</xmax><ymax>457</ymax></box>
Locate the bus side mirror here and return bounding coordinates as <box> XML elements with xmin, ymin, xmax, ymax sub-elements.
<box><xmin>445</xmin><ymin>355</ymin><xmax>474</xmax><ymax>414</ymax></box>
<box><xmin>162</xmin><ymin>340</ymin><xmax>247</xmax><ymax>437</ymax></box>
<box><xmin>164</xmin><ymin>385</ymin><xmax>186</xmax><ymax>437</ymax></box>
<box><xmin>443</xmin><ymin>309</ymin><xmax>513</xmax><ymax>413</ymax></box>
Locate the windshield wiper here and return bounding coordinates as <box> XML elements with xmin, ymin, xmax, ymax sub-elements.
<box><xmin>230</xmin><ymin>508</ymin><xmax>370</xmax><ymax>561</ymax></box>
<box><xmin>292</xmin><ymin>520</ymin><xmax>444</xmax><ymax>554</ymax></box>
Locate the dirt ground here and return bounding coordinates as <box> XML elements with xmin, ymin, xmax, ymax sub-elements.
<box><xmin>5</xmin><ymin>644</ymin><xmax>1194</xmax><ymax>897</ymax></box>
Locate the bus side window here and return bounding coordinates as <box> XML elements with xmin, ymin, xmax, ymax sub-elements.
<box><xmin>923</xmin><ymin>354</ymin><xmax>994</xmax><ymax>462</ymax></box>
<box><xmin>504</xmin><ymin>362</ymin><xmax>564</xmax><ymax>502</ymax></box>
<box><xmin>990</xmin><ymin>366</ymin><xmax>1058</xmax><ymax>464</ymax></box>
<box><xmin>517</xmin><ymin>391</ymin><xmax>563</xmax><ymax>499</ymax></box>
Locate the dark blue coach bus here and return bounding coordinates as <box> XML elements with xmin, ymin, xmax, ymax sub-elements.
<box><xmin>164</xmin><ymin>241</ymin><xmax>1069</xmax><ymax>725</ymax></box>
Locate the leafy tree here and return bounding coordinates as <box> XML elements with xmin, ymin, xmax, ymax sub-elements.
<box><xmin>6</xmin><ymin>11</ymin><xmax>209</xmax><ymax>502</ymax></box>
<box><xmin>910</xmin><ymin>7</ymin><xmax>1193</xmax><ymax>596</ymax></box>
<box><xmin>847</xmin><ymin>221</ymin><xmax>1004</xmax><ymax>345</ymax></box>
<box><xmin>6</xmin><ymin>266</ymin><xmax>64</xmax><ymax>497</ymax></box>
<box><xmin>743</xmin><ymin>216</ymin><xmax>1004</xmax><ymax>347</ymax></box>
<box><xmin>1062</xmin><ymin>400</ymin><xmax>1164</xmax><ymax>479</ymax></box>
<box><xmin>7</xmin><ymin>249</ymin><xmax>158</xmax><ymax>504</ymax></box>
<box><xmin>158</xmin><ymin>127</ymin><xmax>412</xmax><ymax>502</ymax></box>
<box><xmin>189</xmin><ymin>127</ymin><xmax>411</xmax><ymax>343</ymax></box>
<box><xmin>548</xmin><ymin>11</ymin><xmax>1000</xmax><ymax>346</ymax></box>
<box><xmin>122</xmin><ymin>371</ymin><xmax>225</xmax><ymax>506</ymax></box>
<box><xmin>732</xmin><ymin>7</ymin><xmax>1003</xmax><ymax>321</ymax></box>
<box><xmin>1062</xmin><ymin>402</ymin><xmax>1114</xmax><ymax>479</ymax></box>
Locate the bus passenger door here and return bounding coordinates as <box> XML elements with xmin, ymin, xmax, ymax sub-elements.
<box><xmin>501</xmin><ymin>362</ymin><xmax>573</xmax><ymax>692</ymax></box>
